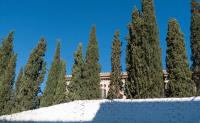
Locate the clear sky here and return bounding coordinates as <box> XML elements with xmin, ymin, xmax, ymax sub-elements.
<box><xmin>0</xmin><ymin>0</ymin><xmax>192</xmax><ymax>78</ymax></box>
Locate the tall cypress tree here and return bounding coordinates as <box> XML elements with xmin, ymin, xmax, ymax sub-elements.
<box><xmin>141</xmin><ymin>0</ymin><xmax>163</xmax><ymax>97</ymax></box>
<box><xmin>0</xmin><ymin>32</ymin><xmax>16</xmax><ymax>115</ymax></box>
<box><xmin>166</xmin><ymin>19</ymin><xmax>195</xmax><ymax>97</ymax></box>
<box><xmin>125</xmin><ymin>10</ymin><xmax>136</xmax><ymax>99</ymax></box>
<box><xmin>190</xmin><ymin>0</ymin><xmax>200</xmax><ymax>95</ymax></box>
<box><xmin>83</xmin><ymin>26</ymin><xmax>101</xmax><ymax>99</ymax></box>
<box><xmin>107</xmin><ymin>31</ymin><xmax>123</xmax><ymax>99</ymax></box>
<box><xmin>40</xmin><ymin>42</ymin><xmax>61</xmax><ymax>107</ymax></box>
<box><xmin>18</xmin><ymin>38</ymin><xmax>46</xmax><ymax>111</ymax></box>
<box><xmin>68</xmin><ymin>43</ymin><xmax>85</xmax><ymax>100</ymax></box>
<box><xmin>54</xmin><ymin>60</ymin><xmax>67</xmax><ymax>104</ymax></box>
<box><xmin>125</xmin><ymin>7</ymin><xmax>150</xmax><ymax>99</ymax></box>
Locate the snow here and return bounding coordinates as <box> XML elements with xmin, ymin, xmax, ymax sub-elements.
<box><xmin>0</xmin><ymin>97</ymin><xmax>200</xmax><ymax>123</ymax></box>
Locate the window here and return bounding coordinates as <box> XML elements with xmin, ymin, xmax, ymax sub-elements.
<box><xmin>101</xmin><ymin>89</ymin><xmax>104</xmax><ymax>98</ymax></box>
<box><xmin>101</xmin><ymin>89</ymin><xmax>107</xmax><ymax>99</ymax></box>
<box><xmin>104</xmin><ymin>89</ymin><xmax>106</xmax><ymax>98</ymax></box>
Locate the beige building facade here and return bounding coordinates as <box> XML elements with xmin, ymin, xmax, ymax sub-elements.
<box><xmin>66</xmin><ymin>70</ymin><xmax>169</xmax><ymax>99</ymax></box>
<box><xmin>99</xmin><ymin>72</ymin><xmax>128</xmax><ymax>99</ymax></box>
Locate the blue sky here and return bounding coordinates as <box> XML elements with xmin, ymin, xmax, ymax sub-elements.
<box><xmin>0</xmin><ymin>0</ymin><xmax>192</xmax><ymax>76</ymax></box>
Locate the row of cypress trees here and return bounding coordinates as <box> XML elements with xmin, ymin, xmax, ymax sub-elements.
<box><xmin>0</xmin><ymin>36</ymin><xmax>47</xmax><ymax>115</ymax></box>
<box><xmin>0</xmin><ymin>26</ymin><xmax>101</xmax><ymax>115</ymax></box>
<box><xmin>124</xmin><ymin>0</ymin><xmax>200</xmax><ymax>99</ymax></box>
<box><xmin>40</xmin><ymin>26</ymin><xmax>101</xmax><ymax>108</ymax></box>
<box><xmin>0</xmin><ymin>0</ymin><xmax>199</xmax><ymax>116</ymax></box>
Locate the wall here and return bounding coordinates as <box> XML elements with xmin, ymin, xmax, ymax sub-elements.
<box><xmin>1</xmin><ymin>97</ymin><xmax>200</xmax><ymax>123</ymax></box>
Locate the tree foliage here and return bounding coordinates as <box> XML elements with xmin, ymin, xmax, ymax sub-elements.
<box><xmin>190</xmin><ymin>0</ymin><xmax>200</xmax><ymax>95</ymax></box>
<box><xmin>125</xmin><ymin>0</ymin><xmax>163</xmax><ymax>99</ymax></box>
<box><xmin>18</xmin><ymin>38</ymin><xmax>46</xmax><ymax>111</ymax></box>
<box><xmin>83</xmin><ymin>26</ymin><xmax>101</xmax><ymax>99</ymax></box>
<box><xmin>125</xmin><ymin>7</ymin><xmax>150</xmax><ymax>98</ymax></box>
<box><xmin>166</xmin><ymin>19</ymin><xmax>196</xmax><ymax>97</ymax></box>
<box><xmin>141</xmin><ymin>0</ymin><xmax>163</xmax><ymax>97</ymax></box>
<box><xmin>107</xmin><ymin>31</ymin><xmax>123</xmax><ymax>99</ymax></box>
<box><xmin>40</xmin><ymin>42</ymin><xmax>61</xmax><ymax>107</ymax></box>
<box><xmin>68</xmin><ymin>43</ymin><xmax>85</xmax><ymax>100</ymax></box>
<box><xmin>54</xmin><ymin>60</ymin><xmax>68</xmax><ymax>104</ymax></box>
<box><xmin>13</xmin><ymin>67</ymin><xmax>24</xmax><ymax>113</ymax></box>
<box><xmin>0</xmin><ymin>32</ymin><xmax>17</xmax><ymax>115</ymax></box>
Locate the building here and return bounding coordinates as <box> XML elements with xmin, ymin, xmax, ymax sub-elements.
<box><xmin>66</xmin><ymin>70</ymin><xmax>169</xmax><ymax>99</ymax></box>
<box><xmin>99</xmin><ymin>72</ymin><xmax>128</xmax><ymax>99</ymax></box>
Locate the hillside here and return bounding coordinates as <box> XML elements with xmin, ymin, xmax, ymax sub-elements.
<box><xmin>0</xmin><ymin>97</ymin><xmax>200</xmax><ymax>123</ymax></box>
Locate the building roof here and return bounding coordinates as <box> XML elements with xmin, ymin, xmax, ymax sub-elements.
<box><xmin>66</xmin><ymin>70</ymin><xmax>168</xmax><ymax>80</ymax></box>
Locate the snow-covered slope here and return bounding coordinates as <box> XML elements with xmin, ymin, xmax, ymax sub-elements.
<box><xmin>0</xmin><ymin>97</ymin><xmax>200</xmax><ymax>123</ymax></box>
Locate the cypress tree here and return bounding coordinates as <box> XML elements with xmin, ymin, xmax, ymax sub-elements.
<box><xmin>68</xmin><ymin>43</ymin><xmax>84</xmax><ymax>100</ymax></box>
<box><xmin>141</xmin><ymin>0</ymin><xmax>163</xmax><ymax>97</ymax></box>
<box><xmin>125</xmin><ymin>7</ymin><xmax>150</xmax><ymax>99</ymax></box>
<box><xmin>190</xmin><ymin>0</ymin><xmax>200</xmax><ymax>95</ymax></box>
<box><xmin>18</xmin><ymin>38</ymin><xmax>46</xmax><ymax>111</ymax></box>
<box><xmin>54</xmin><ymin>60</ymin><xmax>67</xmax><ymax>104</ymax></box>
<box><xmin>0</xmin><ymin>32</ymin><xmax>16</xmax><ymax>115</ymax></box>
<box><xmin>40</xmin><ymin>42</ymin><xmax>61</xmax><ymax>107</ymax></box>
<box><xmin>125</xmin><ymin>13</ymin><xmax>136</xmax><ymax>99</ymax></box>
<box><xmin>83</xmin><ymin>26</ymin><xmax>101</xmax><ymax>99</ymax></box>
<box><xmin>166</xmin><ymin>19</ymin><xmax>195</xmax><ymax>97</ymax></box>
<box><xmin>107</xmin><ymin>31</ymin><xmax>123</xmax><ymax>99</ymax></box>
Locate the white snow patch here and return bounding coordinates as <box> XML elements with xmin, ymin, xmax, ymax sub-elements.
<box><xmin>0</xmin><ymin>100</ymin><xmax>103</xmax><ymax>122</ymax></box>
<box><xmin>0</xmin><ymin>97</ymin><xmax>200</xmax><ymax>123</ymax></box>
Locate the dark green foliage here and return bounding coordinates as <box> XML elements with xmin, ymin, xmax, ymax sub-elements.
<box><xmin>40</xmin><ymin>42</ymin><xmax>61</xmax><ymax>107</ymax></box>
<box><xmin>166</xmin><ymin>19</ymin><xmax>196</xmax><ymax>97</ymax></box>
<box><xmin>142</xmin><ymin>0</ymin><xmax>163</xmax><ymax>97</ymax></box>
<box><xmin>0</xmin><ymin>32</ymin><xmax>14</xmax><ymax>78</ymax></box>
<box><xmin>83</xmin><ymin>26</ymin><xmax>101</xmax><ymax>99</ymax></box>
<box><xmin>3</xmin><ymin>55</ymin><xmax>17</xmax><ymax>114</ymax></box>
<box><xmin>68</xmin><ymin>43</ymin><xmax>85</xmax><ymax>100</ymax></box>
<box><xmin>18</xmin><ymin>38</ymin><xmax>46</xmax><ymax>111</ymax></box>
<box><xmin>0</xmin><ymin>32</ymin><xmax>16</xmax><ymax>115</ymax></box>
<box><xmin>54</xmin><ymin>60</ymin><xmax>67</xmax><ymax>104</ymax></box>
<box><xmin>107</xmin><ymin>31</ymin><xmax>123</xmax><ymax>99</ymax></box>
<box><xmin>125</xmin><ymin>7</ymin><xmax>150</xmax><ymax>98</ymax></box>
<box><xmin>13</xmin><ymin>68</ymin><xmax>24</xmax><ymax>113</ymax></box>
<box><xmin>190</xmin><ymin>0</ymin><xmax>200</xmax><ymax>95</ymax></box>
<box><xmin>0</xmin><ymin>55</ymin><xmax>17</xmax><ymax>115</ymax></box>
<box><xmin>41</xmin><ymin>42</ymin><xmax>68</xmax><ymax>106</ymax></box>
<box><xmin>125</xmin><ymin>0</ymin><xmax>163</xmax><ymax>99</ymax></box>
<box><xmin>15</xmin><ymin>68</ymin><xmax>24</xmax><ymax>96</ymax></box>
